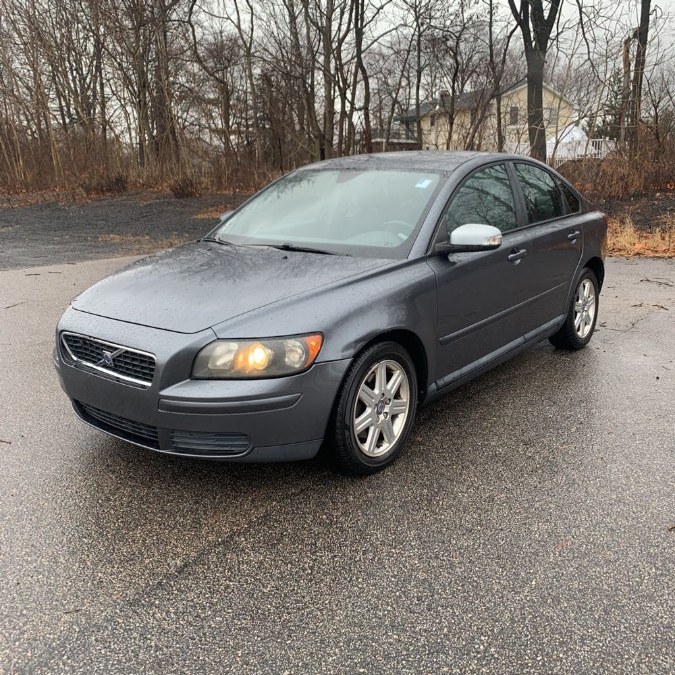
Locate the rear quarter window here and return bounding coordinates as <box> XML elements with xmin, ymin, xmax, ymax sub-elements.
<box><xmin>558</xmin><ymin>180</ymin><xmax>581</xmax><ymax>213</ymax></box>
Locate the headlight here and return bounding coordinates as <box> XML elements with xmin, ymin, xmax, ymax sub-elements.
<box><xmin>192</xmin><ymin>334</ymin><xmax>323</xmax><ymax>379</ymax></box>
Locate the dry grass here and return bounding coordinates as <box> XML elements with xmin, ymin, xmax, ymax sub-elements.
<box><xmin>192</xmin><ymin>194</ymin><xmax>253</xmax><ymax>220</ymax></box>
<box><xmin>192</xmin><ymin>206</ymin><xmax>229</xmax><ymax>220</ymax></box>
<box><xmin>98</xmin><ymin>233</ymin><xmax>190</xmax><ymax>255</ymax></box>
<box><xmin>607</xmin><ymin>214</ymin><xmax>675</xmax><ymax>258</ymax></box>
<box><xmin>98</xmin><ymin>233</ymin><xmax>151</xmax><ymax>244</ymax></box>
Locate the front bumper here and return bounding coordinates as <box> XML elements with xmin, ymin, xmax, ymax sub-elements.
<box><xmin>55</xmin><ymin>310</ymin><xmax>350</xmax><ymax>461</ymax></box>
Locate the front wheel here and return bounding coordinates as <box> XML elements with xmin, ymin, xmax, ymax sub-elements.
<box><xmin>332</xmin><ymin>342</ymin><xmax>418</xmax><ymax>475</ymax></box>
<box><xmin>549</xmin><ymin>268</ymin><xmax>599</xmax><ymax>350</ymax></box>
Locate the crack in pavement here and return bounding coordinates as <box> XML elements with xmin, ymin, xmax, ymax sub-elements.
<box><xmin>17</xmin><ymin>476</ymin><xmax>331</xmax><ymax>673</ymax></box>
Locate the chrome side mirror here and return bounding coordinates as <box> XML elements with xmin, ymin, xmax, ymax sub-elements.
<box><xmin>449</xmin><ymin>223</ymin><xmax>502</xmax><ymax>251</ymax></box>
<box><xmin>433</xmin><ymin>223</ymin><xmax>503</xmax><ymax>255</ymax></box>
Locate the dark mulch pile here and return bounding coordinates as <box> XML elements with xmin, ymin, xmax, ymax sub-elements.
<box><xmin>593</xmin><ymin>189</ymin><xmax>675</xmax><ymax>230</ymax></box>
<box><xmin>0</xmin><ymin>191</ymin><xmax>237</xmax><ymax>270</ymax></box>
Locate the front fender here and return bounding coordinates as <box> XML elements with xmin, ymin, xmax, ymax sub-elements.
<box><xmin>211</xmin><ymin>258</ymin><xmax>438</xmax><ymax>377</ymax></box>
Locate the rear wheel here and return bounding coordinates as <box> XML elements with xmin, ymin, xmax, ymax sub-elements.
<box><xmin>549</xmin><ymin>268</ymin><xmax>599</xmax><ymax>350</ymax></box>
<box><xmin>332</xmin><ymin>342</ymin><xmax>418</xmax><ymax>475</ymax></box>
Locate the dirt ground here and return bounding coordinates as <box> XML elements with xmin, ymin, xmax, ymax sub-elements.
<box><xmin>0</xmin><ymin>191</ymin><xmax>236</xmax><ymax>270</ymax></box>
<box><xmin>599</xmin><ymin>189</ymin><xmax>675</xmax><ymax>229</ymax></box>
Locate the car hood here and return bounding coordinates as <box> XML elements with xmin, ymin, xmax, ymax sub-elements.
<box><xmin>72</xmin><ymin>241</ymin><xmax>390</xmax><ymax>334</ymax></box>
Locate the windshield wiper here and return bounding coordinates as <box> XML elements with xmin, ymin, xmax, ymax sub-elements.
<box><xmin>267</xmin><ymin>243</ymin><xmax>349</xmax><ymax>256</ymax></box>
<box><xmin>203</xmin><ymin>236</ymin><xmax>234</xmax><ymax>246</ymax></box>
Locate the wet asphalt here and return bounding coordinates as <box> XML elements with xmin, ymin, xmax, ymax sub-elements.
<box><xmin>0</xmin><ymin>256</ymin><xmax>673</xmax><ymax>674</ymax></box>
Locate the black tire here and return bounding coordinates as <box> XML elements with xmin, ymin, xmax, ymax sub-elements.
<box><xmin>549</xmin><ymin>268</ymin><xmax>599</xmax><ymax>350</ymax></box>
<box><xmin>332</xmin><ymin>341</ymin><xmax>418</xmax><ymax>475</ymax></box>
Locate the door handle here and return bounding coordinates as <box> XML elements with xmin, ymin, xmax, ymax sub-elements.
<box><xmin>507</xmin><ymin>248</ymin><xmax>527</xmax><ymax>263</ymax></box>
<box><xmin>567</xmin><ymin>230</ymin><xmax>581</xmax><ymax>241</ymax></box>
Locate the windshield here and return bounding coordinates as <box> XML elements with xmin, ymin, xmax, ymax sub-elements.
<box><xmin>211</xmin><ymin>169</ymin><xmax>443</xmax><ymax>258</ymax></box>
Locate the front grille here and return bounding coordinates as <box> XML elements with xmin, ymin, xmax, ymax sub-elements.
<box><xmin>62</xmin><ymin>333</ymin><xmax>155</xmax><ymax>386</ymax></box>
<box><xmin>76</xmin><ymin>401</ymin><xmax>159</xmax><ymax>448</ymax></box>
<box><xmin>171</xmin><ymin>430</ymin><xmax>251</xmax><ymax>457</ymax></box>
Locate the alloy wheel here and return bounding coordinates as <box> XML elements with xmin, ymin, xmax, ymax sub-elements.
<box><xmin>352</xmin><ymin>359</ymin><xmax>410</xmax><ymax>457</ymax></box>
<box><xmin>574</xmin><ymin>278</ymin><xmax>596</xmax><ymax>339</ymax></box>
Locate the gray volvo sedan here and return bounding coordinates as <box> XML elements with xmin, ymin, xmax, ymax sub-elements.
<box><xmin>54</xmin><ymin>152</ymin><xmax>607</xmax><ymax>474</ymax></box>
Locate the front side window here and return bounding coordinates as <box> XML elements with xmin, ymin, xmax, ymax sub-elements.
<box><xmin>442</xmin><ymin>163</ymin><xmax>518</xmax><ymax>235</ymax></box>
<box><xmin>515</xmin><ymin>163</ymin><xmax>565</xmax><ymax>223</ymax></box>
<box><xmin>213</xmin><ymin>169</ymin><xmax>442</xmax><ymax>259</ymax></box>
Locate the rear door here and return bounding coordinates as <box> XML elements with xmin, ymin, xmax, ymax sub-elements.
<box><xmin>511</xmin><ymin>162</ymin><xmax>584</xmax><ymax>323</ymax></box>
<box><xmin>427</xmin><ymin>162</ymin><xmax>539</xmax><ymax>382</ymax></box>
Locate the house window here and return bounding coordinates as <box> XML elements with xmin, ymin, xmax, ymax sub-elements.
<box><xmin>430</xmin><ymin>114</ymin><xmax>436</xmax><ymax>128</ymax></box>
<box><xmin>509</xmin><ymin>106</ymin><xmax>519</xmax><ymax>126</ymax></box>
<box><xmin>546</xmin><ymin>106</ymin><xmax>558</xmax><ymax>128</ymax></box>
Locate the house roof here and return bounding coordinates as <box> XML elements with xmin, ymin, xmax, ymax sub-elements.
<box><xmin>398</xmin><ymin>79</ymin><xmax>576</xmax><ymax>121</ymax></box>
<box><xmin>398</xmin><ymin>89</ymin><xmax>487</xmax><ymax>121</ymax></box>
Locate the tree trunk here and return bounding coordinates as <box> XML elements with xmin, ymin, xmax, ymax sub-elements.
<box><xmin>354</xmin><ymin>0</ymin><xmax>372</xmax><ymax>154</ymax></box>
<box><xmin>628</xmin><ymin>0</ymin><xmax>651</xmax><ymax>155</ymax></box>
<box><xmin>508</xmin><ymin>0</ymin><xmax>562</xmax><ymax>163</ymax></box>
<box><xmin>525</xmin><ymin>49</ymin><xmax>546</xmax><ymax>161</ymax></box>
<box><xmin>415</xmin><ymin>30</ymin><xmax>422</xmax><ymax>147</ymax></box>
<box><xmin>321</xmin><ymin>0</ymin><xmax>335</xmax><ymax>159</ymax></box>
<box><xmin>619</xmin><ymin>33</ymin><xmax>633</xmax><ymax>150</ymax></box>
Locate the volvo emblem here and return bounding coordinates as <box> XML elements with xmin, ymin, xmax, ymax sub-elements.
<box><xmin>97</xmin><ymin>346</ymin><xmax>125</xmax><ymax>368</ymax></box>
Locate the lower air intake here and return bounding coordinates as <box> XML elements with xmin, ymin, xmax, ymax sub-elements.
<box><xmin>76</xmin><ymin>401</ymin><xmax>159</xmax><ymax>448</ymax></box>
<box><xmin>170</xmin><ymin>430</ymin><xmax>251</xmax><ymax>457</ymax></box>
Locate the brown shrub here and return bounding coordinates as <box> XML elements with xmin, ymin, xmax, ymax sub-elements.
<box><xmin>80</xmin><ymin>173</ymin><xmax>129</xmax><ymax>195</ymax></box>
<box><xmin>558</xmin><ymin>135</ymin><xmax>675</xmax><ymax>200</ymax></box>
<box><xmin>170</xmin><ymin>176</ymin><xmax>202</xmax><ymax>199</ymax></box>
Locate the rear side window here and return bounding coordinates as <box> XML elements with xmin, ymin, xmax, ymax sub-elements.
<box><xmin>558</xmin><ymin>180</ymin><xmax>581</xmax><ymax>213</ymax></box>
<box><xmin>443</xmin><ymin>164</ymin><xmax>518</xmax><ymax>234</ymax></box>
<box><xmin>515</xmin><ymin>163</ymin><xmax>565</xmax><ymax>223</ymax></box>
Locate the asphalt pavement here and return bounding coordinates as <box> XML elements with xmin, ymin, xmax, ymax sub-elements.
<box><xmin>1</xmin><ymin>256</ymin><xmax>673</xmax><ymax>674</ymax></box>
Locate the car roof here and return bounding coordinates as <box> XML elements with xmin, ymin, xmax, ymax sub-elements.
<box><xmin>299</xmin><ymin>151</ymin><xmax>521</xmax><ymax>173</ymax></box>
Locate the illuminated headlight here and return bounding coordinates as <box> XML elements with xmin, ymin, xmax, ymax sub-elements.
<box><xmin>192</xmin><ymin>334</ymin><xmax>323</xmax><ymax>379</ymax></box>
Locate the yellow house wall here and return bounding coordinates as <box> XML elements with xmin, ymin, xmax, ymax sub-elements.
<box><xmin>418</xmin><ymin>85</ymin><xmax>577</xmax><ymax>154</ymax></box>
<box><xmin>419</xmin><ymin>109</ymin><xmax>473</xmax><ymax>150</ymax></box>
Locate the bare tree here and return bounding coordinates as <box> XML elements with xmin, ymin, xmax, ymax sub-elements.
<box><xmin>0</xmin><ymin>0</ymin><xmax>672</xmax><ymax>194</ymax></box>
<box><xmin>508</xmin><ymin>0</ymin><xmax>562</xmax><ymax>161</ymax></box>
<box><xmin>627</xmin><ymin>0</ymin><xmax>651</xmax><ymax>153</ymax></box>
